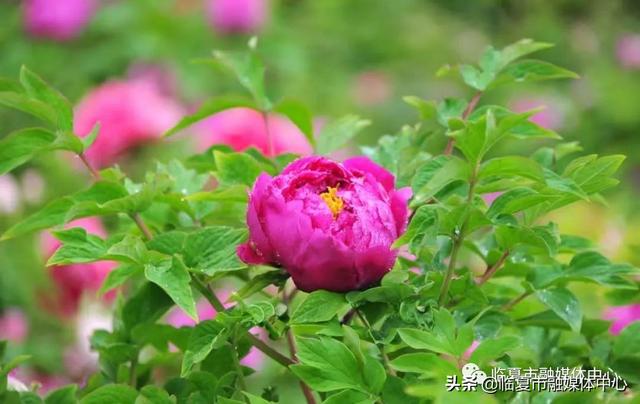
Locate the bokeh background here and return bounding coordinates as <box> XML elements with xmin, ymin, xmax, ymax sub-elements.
<box><xmin>1</xmin><ymin>0</ymin><xmax>640</xmax><ymax>396</ymax></box>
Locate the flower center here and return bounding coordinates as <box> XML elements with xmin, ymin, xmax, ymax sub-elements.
<box><xmin>320</xmin><ymin>186</ymin><xmax>344</xmax><ymax>218</ymax></box>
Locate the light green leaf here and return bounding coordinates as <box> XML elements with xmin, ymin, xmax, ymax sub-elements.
<box><xmin>498</xmin><ymin>39</ymin><xmax>554</xmax><ymax>69</ymax></box>
<box><xmin>403</xmin><ymin>96</ymin><xmax>437</xmax><ymax>121</ymax></box>
<box><xmin>211</xmin><ymin>50</ymin><xmax>271</xmax><ymax>110</ymax></box>
<box><xmin>135</xmin><ymin>385</ymin><xmax>174</xmax><ymax>404</ymax></box>
<box><xmin>389</xmin><ymin>353</ymin><xmax>458</xmax><ymax>375</ymax></box>
<box><xmin>164</xmin><ymin>96</ymin><xmax>253</xmax><ymax>137</ymax></box>
<box><xmin>322</xmin><ymin>390</ymin><xmax>373</xmax><ymax>404</ymax></box>
<box><xmin>0</xmin><ymin>91</ymin><xmax>57</xmax><ymax>125</ymax></box>
<box><xmin>316</xmin><ymin>115</ymin><xmax>370</xmax><ymax>155</ymax></box>
<box><xmin>273</xmin><ymin>99</ymin><xmax>315</xmax><ymax>146</ymax></box>
<box><xmin>181</xmin><ymin>321</ymin><xmax>230</xmax><ymax>376</ymax></box>
<box><xmin>214</xmin><ymin>151</ymin><xmax>266</xmax><ymax>186</ymax></box>
<box><xmin>612</xmin><ymin>323</ymin><xmax>640</xmax><ymax>359</ymax></box>
<box><xmin>479</xmin><ymin>156</ymin><xmax>544</xmax><ymax>182</ymax></box>
<box><xmin>44</xmin><ymin>385</ymin><xmax>78</xmax><ymax>404</ymax></box>
<box><xmin>0</xmin><ymin>127</ymin><xmax>56</xmax><ymax>175</ymax></box>
<box><xmin>19</xmin><ymin>66</ymin><xmax>73</xmax><ymax>131</ymax></box>
<box><xmin>436</xmin><ymin>98</ymin><xmax>468</xmax><ymax>127</ymax></box>
<box><xmin>145</xmin><ymin>257</ymin><xmax>198</xmax><ymax>322</ymax></box>
<box><xmin>535</xmin><ymin>288</ymin><xmax>582</xmax><ymax>332</ymax></box>
<box><xmin>291</xmin><ymin>291</ymin><xmax>348</xmax><ymax>324</ymax></box>
<box><xmin>80</xmin><ymin>384</ymin><xmax>137</xmax><ymax>404</ymax></box>
<box><xmin>99</xmin><ymin>264</ymin><xmax>142</xmax><ymax>295</ymax></box>
<box><xmin>397</xmin><ymin>328</ymin><xmax>454</xmax><ymax>356</ymax></box>
<box><xmin>469</xmin><ymin>336</ymin><xmax>521</xmax><ymax>365</ymax></box>
<box><xmin>46</xmin><ymin>227</ymin><xmax>108</xmax><ymax>265</ymax></box>
<box><xmin>494</xmin><ymin>59</ymin><xmax>578</xmax><ymax>87</ymax></box>
<box><xmin>412</xmin><ymin>156</ymin><xmax>469</xmax><ymax>205</ymax></box>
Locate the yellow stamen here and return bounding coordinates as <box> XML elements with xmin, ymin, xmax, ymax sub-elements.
<box><xmin>320</xmin><ymin>186</ymin><xmax>344</xmax><ymax>219</ymax></box>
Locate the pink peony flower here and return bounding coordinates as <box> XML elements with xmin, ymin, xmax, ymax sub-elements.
<box><xmin>74</xmin><ymin>79</ymin><xmax>185</xmax><ymax>168</ymax></box>
<box><xmin>23</xmin><ymin>0</ymin><xmax>96</xmax><ymax>41</ymax></box>
<box><xmin>237</xmin><ymin>156</ymin><xmax>412</xmax><ymax>292</ymax></box>
<box><xmin>205</xmin><ymin>0</ymin><xmax>268</xmax><ymax>34</ymax></box>
<box><xmin>510</xmin><ymin>97</ymin><xmax>564</xmax><ymax>131</ymax></box>
<box><xmin>616</xmin><ymin>34</ymin><xmax>640</xmax><ymax>70</ymax></box>
<box><xmin>0</xmin><ymin>308</ymin><xmax>29</xmax><ymax>343</ymax></box>
<box><xmin>603</xmin><ymin>304</ymin><xmax>640</xmax><ymax>335</ymax></box>
<box><xmin>166</xmin><ymin>297</ymin><xmax>264</xmax><ymax>369</ymax></box>
<box><xmin>194</xmin><ymin>107</ymin><xmax>312</xmax><ymax>157</ymax></box>
<box><xmin>40</xmin><ymin>217</ymin><xmax>117</xmax><ymax>316</ymax></box>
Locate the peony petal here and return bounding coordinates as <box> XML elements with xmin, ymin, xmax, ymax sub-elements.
<box><xmin>343</xmin><ymin>156</ymin><xmax>395</xmax><ymax>192</ymax></box>
<box><xmin>354</xmin><ymin>245</ymin><xmax>396</xmax><ymax>288</ymax></box>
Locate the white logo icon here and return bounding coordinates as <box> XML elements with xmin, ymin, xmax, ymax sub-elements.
<box><xmin>462</xmin><ymin>362</ymin><xmax>487</xmax><ymax>385</ymax></box>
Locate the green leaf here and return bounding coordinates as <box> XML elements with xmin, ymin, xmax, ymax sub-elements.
<box><xmin>145</xmin><ymin>257</ymin><xmax>198</xmax><ymax>322</ymax></box>
<box><xmin>479</xmin><ymin>156</ymin><xmax>544</xmax><ymax>182</ymax></box>
<box><xmin>164</xmin><ymin>96</ymin><xmax>253</xmax><ymax>137</ymax></box>
<box><xmin>392</xmin><ymin>204</ymin><xmax>438</xmax><ymax>248</ymax></box>
<box><xmin>322</xmin><ymin>390</ymin><xmax>374</xmax><ymax>404</ymax></box>
<box><xmin>214</xmin><ymin>151</ymin><xmax>265</xmax><ymax>186</ymax></box>
<box><xmin>135</xmin><ymin>386</ymin><xmax>174</xmax><ymax>404</ymax></box>
<box><xmin>80</xmin><ymin>384</ymin><xmax>137</xmax><ymax>404</ymax></box>
<box><xmin>242</xmin><ymin>392</ymin><xmax>274</xmax><ymax>404</ymax></box>
<box><xmin>291</xmin><ymin>291</ymin><xmax>348</xmax><ymax>324</ymax></box>
<box><xmin>436</xmin><ymin>98</ymin><xmax>468</xmax><ymax>127</ymax></box>
<box><xmin>316</xmin><ymin>115</ymin><xmax>370</xmax><ymax>155</ymax></box>
<box><xmin>211</xmin><ymin>50</ymin><xmax>271</xmax><ymax>110</ymax></box>
<box><xmin>46</xmin><ymin>228</ymin><xmax>107</xmax><ymax>266</ymax></box>
<box><xmin>363</xmin><ymin>354</ymin><xmax>386</xmax><ymax>394</ymax></box>
<box><xmin>99</xmin><ymin>264</ymin><xmax>142</xmax><ymax>295</ymax></box>
<box><xmin>148</xmin><ymin>227</ymin><xmax>247</xmax><ymax>276</ymax></box>
<box><xmin>0</xmin><ymin>128</ymin><xmax>56</xmax><ymax>175</ymax></box>
<box><xmin>486</xmin><ymin>187</ymin><xmax>555</xmax><ymax>218</ymax></box>
<box><xmin>181</xmin><ymin>320</ymin><xmax>230</xmax><ymax>376</ymax></box>
<box><xmin>105</xmin><ymin>236</ymin><xmax>148</xmax><ymax>264</ymax></box>
<box><xmin>403</xmin><ymin>96</ymin><xmax>437</xmax><ymax>121</ymax></box>
<box><xmin>389</xmin><ymin>353</ymin><xmax>458</xmax><ymax>376</ymax></box>
<box><xmin>493</xmin><ymin>59</ymin><xmax>578</xmax><ymax>87</ymax></box>
<box><xmin>0</xmin><ymin>91</ymin><xmax>57</xmax><ymax>124</ymax></box>
<box><xmin>44</xmin><ymin>385</ymin><xmax>78</xmax><ymax>404</ymax></box>
<box><xmin>495</xmin><ymin>224</ymin><xmax>554</xmax><ymax>255</ymax></box>
<box><xmin>612</xmin><ymin>323</ymin><xmax>640</xmax><ymax>359</ymax></box>
<box><xmin>411</xmin><ymin>156</ymin><xmax>469</xmax><ymax>205</ymax></box>
<box><xmin>81</xmin><ymin>123</ymin><xmax>100</xmax><ymax>151</ymax></box>
<box><xmin>498</xmin><ymin>39</ymin><xmax>553</xmax><ymax>69</ymax></box>
<box><xmin>19</xmin><ymin>66</ymin><xmax>73</xmax><ymax>131</ymax></box>
<box><xmin>469</xmin><ymin>336</ymin><xmax>521</xmax><ymax>365</ymax></box>
<box><xmin>122</xmin><ymin>283</ymin><xmax>175</xmax><ymax>333</ymax></box>
<box><xmin>535</xmin><ymin>288</ymin><xmax>582</xmax><ymax>332</ymax></box>
<box><xmin>273</xmin><ymin>99</ymin><xmax>315</xmax><ymax>147</ymax></box>
<box><xmin>294</xmin><ymin>337</ymin><xmax>365</xmax><ymax>392</ymax></box>
<box><xmin>397</xmin><ymin>328</ymin><xmax>454</xmax><ymax>356</ymax></box>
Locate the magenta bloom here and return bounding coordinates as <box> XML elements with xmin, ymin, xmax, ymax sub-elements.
<box><xmin>205</xmin><ymin>0</ymin><xmax>268</xmax><ymax>34</ymax></box>
<box><xmin>41</xmin><ymin>218</ymin><xmax>117</xmax><ymax>316</ymax></box>
<box><xmin>603</xmin><ymin>304</ymin><xmax>640</xmax><ymax>335</ymax></box>
<box><xmin>237</xmin><ymin>156</ymin><xmax>412</xmax><ymax>292</ymax></box>
<box><xmin>166</xmin><ymin>297</ymin><xmax>264</xmax><ymax>369</ymax></box>
<box><xmin>23</xmin><ymin>0</ymin><xmax>96</xmax><ymax>41</ymax></box>
<box><xmin>0</xmin><ymin>308</ymin><xmax>29</xmax><ymax>343</ymax></box>
<box><xmin>616</xmin><ymin>34</ymin><xmax>640</xmax><ymax>70</ymax></box>
<box><xmin>74</xmin><ymin>79</ymin><xmax>184</xmax><ymax>168</ymax></box>
<box><xmin>194</xmin><ymin>107</ymin><xmax>312</xmax><ymax>157</ymax></box>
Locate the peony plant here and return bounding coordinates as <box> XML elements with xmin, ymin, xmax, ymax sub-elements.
<box><xmin>0</xmin><ymin>39</ymin><xmax>638</xmax><ymax>403</ymax></box>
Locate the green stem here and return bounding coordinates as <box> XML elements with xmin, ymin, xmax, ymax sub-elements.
<box><xmin>477</xmin><ymin>250</ymin><xmax>510</xmax><ymax>285</ymax></box>
<box><xmin>129</xmin><ymin>355</ymin><xmax>138</xmax><ymax>387</ymax></box>
<box><xmin>502</xmin><ymin>291</ymin><xmax>532</xmax><ymax>311</ymax></box>
<box><xmin>230</xmin><ymin>332</ymin><xmax>248</xmax><ymax>401</ymax></box>
<box><xmin>444</xmin><ymin>91</ymin><xmax>482</xmax><ymax>155</ymax></box>
<box><xmin>193</xmin><ymin>277</ymin><xmax>295</xmax><ymax>368</ymax></box>
<box><xmin>438</xmin><ymin>163</ymin><xmax>479</xmax><ymax>306</ymax></box>
<box><xmin>355</xmin><ymin>310</ymin><xmax>396</xmax><ymax>377</ymax></box>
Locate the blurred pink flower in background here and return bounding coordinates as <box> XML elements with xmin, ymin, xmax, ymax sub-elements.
<box><xmin>0</xmin><ymin>308</ymin><xmax>29</xmax><ymax>343</ymax></box>
<box><xmin>194</xmin><ymin>107</ymin><xmax>312</xmax><ymax>156</ymax></box>
<box><xmin>74</xmin><ymin>79</ymin><xmax>185</xmax><ymax>168</ymax></box>
<box><xmin>616</xmin><ymin>34</ymin><xmax>640</xmax><ymax>70</ymax></box>
<box><xmin>510</xmin><ymin>97</ymin><xmax>565</xmax><ymax>131</ymax></box>
<box><xmin>351</xmin><ymin>71</ymin><xmax>392</xmax><ymax>106</ymax></box>
<box><xmin>482</xmin><ymin>192</ymin><xmax>502</xmax><ymax>206</ymax></box>
<box><xmin>205</xmin><ymin>0</ymin><xmax>268</xmax><ymax>34</ymax></box>
<box><xmin>40</xmin><ymin>217</ymin><xmax>117</xmax><ymax>316</ymax></box>
<box><xmin>23</xmin><ymin>0</ymin><xmax>97</xmax><ymax>41</ymax></box>
<box><xmin>0</xmin><ymin>174</ymin><xmax>21</xmax><ymax>215</ymax></box>
<box><xmin>166</xmin><ymin>297</ymin><xmax>264</xmax><ymax>369</ymax></box>
<box><xmin>603</xmin><ymin>304</ymin><xmax>640</xmax><ymax>335</ymax></box>
<box><xmin>64</xmin><ymin>302</ymin><xmax>112</xmax><ymax>379</ymax></box>
<box><xmin>19</xmin><ymin>169</ymin><xmax>46</xmax><ymax>205</ymax></box>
